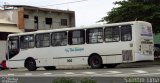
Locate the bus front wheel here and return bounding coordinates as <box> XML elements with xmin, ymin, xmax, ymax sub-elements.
<box><xmin>25</xmin><ymin>58</ymin><xmax>37</xmax><ymax>71</ymax></box>
<box><xmin>89</xmin><ymin>54</ymin><xmax>103</xmax><ymax>69</ymax></box>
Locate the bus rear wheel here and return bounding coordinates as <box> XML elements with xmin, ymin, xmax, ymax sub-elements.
<box><xmin>44</xmin><ymin>66</ymin><xmax>56</xmax><ymax>70</ymax></box>
<box><xmin>25</xmin><ymin>58</ymin><xmax>37</xmax><ymax>71</ymax></box>
<box><xmin>89</xmin><ymin>54</ymin><xmax>103</xmax><ymax>69</ymax></box>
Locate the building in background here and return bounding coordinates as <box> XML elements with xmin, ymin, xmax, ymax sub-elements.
<box><xmin>1</xmin><ymin>5</ymin><xmax>75</xmax><ymax>32</ymax></box>
<box><xmin>0</xmin><ymin>21</ymin><xmax>22</xmax><ymax>61</ymax></box>
<box><xmin>0</xmin><ymin>5</ymin><xmax>75</xmax><ymax>61</ymax></box>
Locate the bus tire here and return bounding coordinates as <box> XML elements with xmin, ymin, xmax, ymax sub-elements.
<box><xmin>44</xmin><ymin>66</ymin><xmax>56</xmax><ymax>70</ymax></box>
<box><xmin>25</xmin><ymin>58</ymin><xmax>37</xmax><ymax>71</ymax></box>
<box><xmin>105</xmin><ymin>64</ymin><xmax>119</xmax><ymax>68</ymax></box>
<box><xmin>89</xmin><ymin>54</ymin><xmax>103</xmax><ymax>69</ymax></box>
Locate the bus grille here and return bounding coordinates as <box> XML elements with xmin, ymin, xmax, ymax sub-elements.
<box><xmin>122</xmin><ymin>50</ymin><xmax>132</xmax><ymax>61</ymax></box>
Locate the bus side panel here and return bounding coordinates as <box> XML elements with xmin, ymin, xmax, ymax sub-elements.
<box><xmin>6</xmin><ymin>60</ymin><xmax>25</xmax><ymax>68</ymax></box>
<box><xmin>27</xmin><ymin>48</ymin><xmax>54</xmax><ymax>67</ymax></box>
<box><xmin>52</xmin><ymin>45</ymin><xmax>88</xmax><ymax>66</ymax></box>
<box><xmin>53</xmin><ymin>57</ymin><xmax>88</xmax><ymax>67</ymax></box>
<box><xmin>7</xmin><ymin>48</ymin><xmax>54</xmax><ymax>68</ymax></box>
<box><xmin>102</xmin><ymin>55</ymin><xmax>122</xmax><ymax>64</ymax></box>
<box><xmin>134</xmin><ymin>53</ymin><xmax>154</xmax><ymax>61</ymax></box>
<box><xmin>35</xmin><ymin>58</ymin><xmax>53</xmax><ymax>67</ymax></box>
<box><xmin>85</xmin><ymin>42</ymin><xmax>130</xmax><ymax>64</ymax></box>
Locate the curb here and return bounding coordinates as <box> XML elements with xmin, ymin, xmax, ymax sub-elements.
<box><xmin>118</xmin><ymin>60</ymin><xmax>160</xmax><ymax>68</ymax></box>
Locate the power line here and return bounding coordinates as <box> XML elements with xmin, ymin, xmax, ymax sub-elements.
<box><xmin>41</xmin><ymin>0</ymin><xmax>88</xmax><ymax>7</ymax></box>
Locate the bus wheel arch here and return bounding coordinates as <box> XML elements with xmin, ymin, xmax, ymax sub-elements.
<box><xmin>88</xmin><ymin>53</ymin><xmax>104</xmax><ymax>69</ymax></box>
<box><xmin>25</xmin><ymin>57</ymin><xmax>37</xmax><ymax>71</ymax></box>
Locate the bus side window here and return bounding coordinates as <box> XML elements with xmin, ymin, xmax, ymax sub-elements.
<box><xmin>36</xmin><ymin>33</ymin><xmax>50</xmax><ymax>48</ymax></box>
<box><xmin>68</xmin><ymin>30</ymin><xmax>85</xmax><ymax>45</ymax></box>
<box><xmin>104</xmin><ymin>26</ymin><xmax>120</xmax><ymax>42</ymax></box>
<box><xmin>20</xmin><ymin>35</ymin><xmax>34</xmax><ymax>49</ymax></box>
<box><xmin>121</xmin><ymin>25</ymin><xmax>132</xmax><ymax>41</ymax></box>
<box><xmin>86</xmin><ymin>28</ymin><xmax>103</xmax><ymax>44</ymax></box>
<box><xmin>52</xmin><ymin>32</ymin><xmax>67</xmax><ymax>46</ymax></box>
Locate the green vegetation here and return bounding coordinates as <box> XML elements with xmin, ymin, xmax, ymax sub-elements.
<box><xmin>52</xmin><ymin>77</ymin><xmax>75</xmax><ymax>83</ymax></box>
<box><xmin>81</xmin><ymin>78</ymin><xmax>96</xmax><ymax>83</ymax></box>
<box><xmin>101</xmin><ymin>0</ymin><xmax>160</xmax><ymax>33</ymax></box>
<box><xmin>154</xmin><ymin>33</ymin><xmax>160</xmax><ymax>44</ymax></box>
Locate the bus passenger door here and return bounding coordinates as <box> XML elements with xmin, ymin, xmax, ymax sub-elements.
<box><xmin>7</xmin><ymin>36</ymin><xmax>20</xmax><ymax>60</ymax></box>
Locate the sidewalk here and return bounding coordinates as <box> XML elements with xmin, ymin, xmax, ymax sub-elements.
<box><xmin>118</xmin><ymin>59</ymin><xmax>160</xmax><ymax>68</ymax></box>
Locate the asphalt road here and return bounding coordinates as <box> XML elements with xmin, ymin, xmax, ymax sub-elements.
<box><xmin>0</xmin><ymin>64</ymin><xmax>160</xmax><ymax>77</ymax></box>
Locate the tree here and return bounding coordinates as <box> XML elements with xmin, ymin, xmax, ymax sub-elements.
<box><xmin>101</xmin><ymin>0</ymin><xmax>160</xmax><ymax>33</ymax></box>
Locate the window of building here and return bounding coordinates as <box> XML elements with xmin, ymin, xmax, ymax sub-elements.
<box><xmin>34</xmin><ymin>16</ymin><xmax>38</xmax><ymax>23</ymax></box>
<box><xmin>34</xmin><ymin>16</ymin><xmax>39</xmax><ymax>29</ymax></box>
<box><xmin>61</xmin><ymin>19</ymin><xmax>68</xmax><ymax>26</ymax></box>
<box><xmin>20</xmin><ymin>35</ymin><xmax>34</xmax><ymax>49</ymax></box>
<box><xmin>121</xmin><ymin>25</ymin><xmax>132</xmax><ymax>41</ymax></box>
<box><xmin>68</xmin><ymin>30</ymin><xmax>85</xmax><ymax>45</ymax></box>
<box><xmin>86</xmin><ymin>28</ymin><xmax>103</xmax><ymax>44</ymax></box>
<box><xmin>36</xmin><ymin>33</ymin><xmax>50</xmax><ymax>47</ymax></box>
<box><xmin>52</xmin><ymin>32</ymin><xmax>67</xmax><ymax>46</ymax></box>
<box><xmin>104</xmin><ymin>26</ymin><xmax>120</xmax><ymax>42</ymax></box>
<box><xmin>24</xmin><ymin>15</ymin><xmax>29</xmax><ymax>19</ymax></box>
<box><xmin>45</xmin><ymin>18</ymin><xmax>52</xmax><ymax>24</ymax></box>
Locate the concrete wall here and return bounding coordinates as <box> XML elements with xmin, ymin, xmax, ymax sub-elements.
<box><xmin>0</xmin><ymin>10</ymin><xmax>18</xmax><ymax>24</ymax></box>
<box><xmin>24</xmin><ymin>10</ymin><xmax>73</xmax><ymax>30</ymax></box>
<box><xmin>0</xmin><ymin>41</ymin><xmax>6</xmax><ymax>62</ymax></box>
<box><xmin>0</xmin><ymin>8</ymin><xmax>75</xmax><ymax>31</ymax></box>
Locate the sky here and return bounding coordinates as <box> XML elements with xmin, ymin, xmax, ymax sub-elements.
<box><xmin>0</xmin><ymin>0</ymin><xmax>122</xmax><ymax>27</ymax></box>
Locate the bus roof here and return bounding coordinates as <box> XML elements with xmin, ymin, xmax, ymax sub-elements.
<box><xmin>8</xmin><ymin>21</ymin><xmax>150</xmax><ymax>37</ymax></box>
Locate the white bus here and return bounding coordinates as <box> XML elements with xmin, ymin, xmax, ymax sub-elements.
<box><xmin>6</xmin><ymin>21</ymin><xmax>154</xmax><ymax>71</ymax></box>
